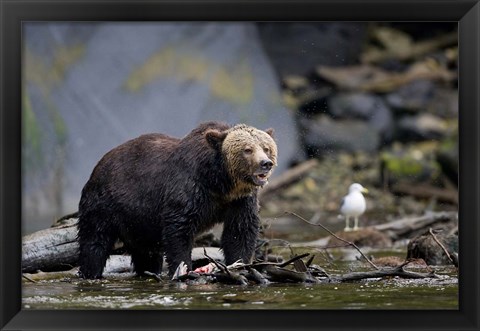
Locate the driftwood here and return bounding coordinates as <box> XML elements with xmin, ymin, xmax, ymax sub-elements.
<box><xmin>316</xmin><ymin>61</ymin><xmax>456</xmax><ymax>93</ymax></box>
<box><xmin>172</xmin><ymin>250</ymin><xmax>439</xmax><ymax>285</ymax></box>
<box><xmin>259</xmin><ymin>159</ymin><xmax>318</xmax><ymax>199</ymax></box>
<box><xmin>361</xmin><ymin>30</ymin><xmax>458</xmax><ymax>64</ymax></box>
<box><xmin>22</xmin><ymin>220</ymin><xmax>79</xmax><ymax>273</ymax></box>
<box><xmin>333</xmin><ymin>261</ymin><xmax>438</xmax><ymax>282</ymax></box>
<box><xmin>391</xmin><ymin>183</ymin><xmax>458</xmax><ymax>205</ymax></box>
<box><xmin>373</xmin><ymin>211</ymin><xmax>457</xmax><ymax>239</ymax></box>
<box><xmin>22</xmin><ymin>255</ymin><xmax>134</xmax><ymax>281</ymax></box>
<box><xmin>247</xmin><ymin>267</ymin><xmax>270</xmax><ymax>284</ymax></box>
<box><xmin>197</xmin><ymin>243</ymin><xmax>440</xmax><ymax>285</ymax></box>
<box><xmin>263</xmin><ymin>265</ymin><xmax>312</xmax><ymax>283</ymax></box>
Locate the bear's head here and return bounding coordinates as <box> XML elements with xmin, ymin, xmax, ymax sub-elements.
<box><xmin>205</xmin><ymin>124</ymin><xmax>278</xmax><ymax>192</ymax></box>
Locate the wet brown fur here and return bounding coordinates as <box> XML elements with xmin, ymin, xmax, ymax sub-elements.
<box><xmin>77</xmin><ymin>121</ymin><xmax>278</xmax><ymax>278</ymax></box>
<box><xmin>217</xmin><ymin>124</ymin><xmax>277</xmax><ymax>200</ymax></box>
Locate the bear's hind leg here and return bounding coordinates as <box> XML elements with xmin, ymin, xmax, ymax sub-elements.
<box><xmin>78</xmin><ymin>237</ymin><xmax>117</xmax><ymax>279</ymax></box>
<box><xmin>78</xmin><ymin>215</ymin><xmax>118</xmax><ymax>279</ymax></box>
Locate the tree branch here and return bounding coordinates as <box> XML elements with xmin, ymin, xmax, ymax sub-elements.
<box><xmin>428</xmin><ymin>228</ymin><xmax>458</xmax><ymax>268</ymax></box>
<box><xmin>285</xmin><ymin>211</ymin><xmax>379</xmax><ymax>270</ymax></box>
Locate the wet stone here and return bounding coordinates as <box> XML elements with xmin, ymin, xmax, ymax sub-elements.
<box><xmin>427</xmin><ymin>88</ymin><xmax>458</xmax><ymax>119</ymax></box>
<box><xmin>299</xmin><ymin>115</ymin><xmax>380</xmax><ymax>156</ymax></box>
<box><xmin>407</xmin><ymin>227</ymin><xmax>458</xmax><ymax>265</ymax></box>
<box><xmin>396</xmin><ymin>113</ymin><xmax>448</xmax><ymax>142</ymax></box>
<box><xmin>385</xmin><ymin>80</ymin><xmax>435</xmax><ymax>111</ymax></box>
<box><xmin>328</xmin><ymin>92</ymin><xmax>394</xmax><ymax>142</ymax></box>
<box><xmin>258</xmin><ymin>22</ymin><xmax>367</xmax><ymax>77</ymax></box>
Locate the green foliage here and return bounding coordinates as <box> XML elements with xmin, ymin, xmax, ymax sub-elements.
<box><xmin>22</xmin><ymin>93</ymin><xmax>43</xmax><ymax>172</ymax></box>
<box><xmin>381</xmin><ymin>148</ymin><xmax>441</xmax><ymax>182</ymax></box>
<box><xmin>24</xmin><ymin>44</ymin><xmax>86</xmax><ymax>94</ymax></box>
<box><xmin>23</xmin><ymin>44</ymin><xmax>75</xmax><ymax>170</ymax></box>
<box><xmin>49</xmin><ymin>103</ymin><xmax>67</xmax><ymax>147</ymax></box>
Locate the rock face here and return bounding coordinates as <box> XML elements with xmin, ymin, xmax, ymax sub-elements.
<box><xmin>385</xmin><ymin>80</ymin><xmax>435</xmax><ymax>111</ymax></box>
<box><xmin>299</xmin><ymin>115</ymin><xmax>380</xmax><ymax>157</ymax></box>
<box><xmin>328</xmin><ymin>93</ymin><xmax>394</xmax><ymax>142</ymax></box>
<box><xmin>257</xmin><ymin>23</ymin><xmax>367</xmax><ymax>77</ymax></box>
<box><xmin>23</xmin><ymin>22</ymin><xmax>298</xmax><ymax>233</ymax></box>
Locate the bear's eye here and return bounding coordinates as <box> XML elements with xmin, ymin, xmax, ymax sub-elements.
<box><xmin>244</xmin><ymin>148</ymin><xmax>253</xmax><ymax>154</ymax></box>
<box><xmin>263</xmin><ymin>147</ymin><xmax>270</xmax><ymax>153</ymax></box>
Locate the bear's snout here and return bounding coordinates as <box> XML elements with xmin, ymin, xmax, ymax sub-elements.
<box><xmin>260</xmin><ymin>159</ymin><xmax>274</xmax><ymax>171</ymax></box>
<box><xmin>251</xmin><ymin>157</ymin><xmax>274</xmax><ymax>186</ymax></box>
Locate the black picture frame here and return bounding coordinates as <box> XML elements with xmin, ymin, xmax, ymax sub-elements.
<box><xmin>1</xmin><ymin>1</ymin><xmax>479</xmax><ymax>330</ymax></box>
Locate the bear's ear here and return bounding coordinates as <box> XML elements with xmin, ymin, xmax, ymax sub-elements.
<box><xmin>265</xmin><ymin>128</ymin><xmax>275</xmax><ymax>138</ymax></box>
<box><xmin>205</xmin><ymin>129</ymin><xmax>228</xmax><ymax>148</ymax></box>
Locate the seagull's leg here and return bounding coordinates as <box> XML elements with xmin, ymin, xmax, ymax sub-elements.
<box><xmin>353</xmin><ymin>216</ymin><xmax>359</xmax><ymax>231</ymax></box>
<box><xmin>344</xmin><ymin>216</ymin><xmax>351</xmax><ymax>232</ymax></box>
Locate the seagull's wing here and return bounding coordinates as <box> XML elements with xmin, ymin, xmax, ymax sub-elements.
<box><xmin>340</xmin><ymin>196</ymin><xmax>346</xmax><ymax>210</ymax></box>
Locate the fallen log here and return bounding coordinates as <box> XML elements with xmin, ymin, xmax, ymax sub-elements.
<box><xmin>247</xmin><ymin>267</ymin><xmax>270</xmax><ymax>284</ymax></box>
<box><xmin>373</xmin><ymin>211</ymin><xmax>457</xmax><ymax>239</ymax></box>
<box><xmin>22</xmin><ymin>255</ymin><xmax>136</xmax><ymax>282</ymax></box>
<box><xmin>361</xmin><ymin>30</ymin><xmax>458</xmax><ymax>64</ymax></box>
<box><xmin>391</xmin><ymin>183</ymin><xmax>458</xmax><ymax>205</ymax></box>
<box><xmin>334</xmin><ymin>263</ymin><xmax>438</xmax><ymax>282</ymax></box>
<box><xmin>22</xmin><ymin>220</ymin><xmax>79</xmax><ymax>273</ymax></box>
<box><xmin>316</xmin><ymin>61</ymin><xmax>456</xmax><ymax>93</ymax></box>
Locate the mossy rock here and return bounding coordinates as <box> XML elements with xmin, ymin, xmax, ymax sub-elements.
<box><xmin>380</xmin><ymin>144</ymin><xmax>441</xmax><ymax>185</ymax></box>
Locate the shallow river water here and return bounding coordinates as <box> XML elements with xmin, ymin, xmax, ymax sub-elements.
<box><xmin>23</xmin><ymin>250</ymin><xmax>458</xmax><ymax>310</ymax></box>
<box><xmin>23</xmin><ymin>276</ymin><xmax>458</xmax><ymax>310</ymax></box>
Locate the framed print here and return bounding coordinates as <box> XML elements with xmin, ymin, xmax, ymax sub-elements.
<box><xmin>1</xmin><ymin>0</ymin><xmax>479</xmax><ymax>330</ymax></box>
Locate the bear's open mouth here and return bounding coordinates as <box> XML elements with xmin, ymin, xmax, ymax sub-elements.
<box><xmin>252</xmin><ymin>172</ymin><xmax>270</xmax><ymax>186</ymax></box>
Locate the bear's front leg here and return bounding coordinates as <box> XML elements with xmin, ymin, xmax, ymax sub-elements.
<box><xmin>163</xmin><ymin>219</ymin><xmax>195</xmax><ymax>277</ymax></box>
<box><xmin>221</xmin><ymin>196</ymin><xmax>260</xmax><ymax>266</ymax></box>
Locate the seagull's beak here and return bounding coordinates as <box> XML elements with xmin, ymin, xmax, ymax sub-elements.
<box><xmin>362</xmin><ymin>187</ymin><xmax>369</xmax><ymax>194</ymax></box>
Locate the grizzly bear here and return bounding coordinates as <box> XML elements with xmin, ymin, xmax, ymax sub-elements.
<box><xmin>77</xmin><ymin>121</ymin><xmax>277</xmax><ymax>279</ymax></box>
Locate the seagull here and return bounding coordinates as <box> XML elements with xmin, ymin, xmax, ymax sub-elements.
<box><xmin>340</xmin><ymin>183</ymin><xmax>368</xmax><ymax>232</ymax></box>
